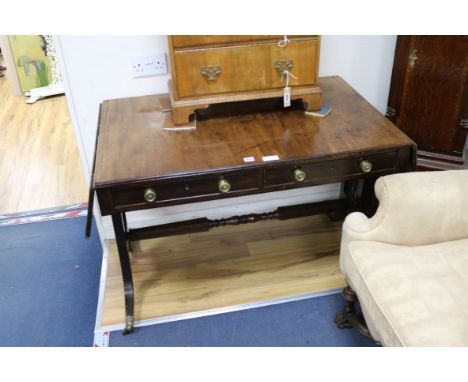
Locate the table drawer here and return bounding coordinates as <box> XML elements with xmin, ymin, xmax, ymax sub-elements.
<box><xmin>173</xmin><ymin>38</ymin><xmax>319</xmax><ymax>99</ymax></box>
<box><xmin>111</xmin><ymin>171</ymin><xmax>259</xmax><ymax>209</ymax></box>
<box><xmin>264</xmin><ymin>152</ymin><xmax>398</xmax><ymax>187</ymax></box>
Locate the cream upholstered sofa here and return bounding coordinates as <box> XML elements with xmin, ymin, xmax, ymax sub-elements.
<box><xmin>336</xmin><ymin>169</ymin><xmax>468</xmax><ymax>346</ymax></box>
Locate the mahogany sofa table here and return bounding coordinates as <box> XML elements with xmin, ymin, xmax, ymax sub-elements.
<box><xmin>86</xmin><ymin>76</ymin><xmax>416</xmax><ymax>333</ymax></box>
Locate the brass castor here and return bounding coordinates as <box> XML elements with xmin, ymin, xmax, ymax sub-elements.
<box><xmin>123</xmin><ymin>315</ymin><xmax>134</xmax><ymax>335</ymax></box>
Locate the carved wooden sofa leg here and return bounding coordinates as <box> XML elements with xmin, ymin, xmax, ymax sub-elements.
<box><xmin>334</xmin><ymin>285</ymin><xmax>380</xmax><ymax>344</ymax></box>
<box><xmin>334</xmin><ymin>286</ymin><xmax>355</xmax><ymax>329</ymax></box>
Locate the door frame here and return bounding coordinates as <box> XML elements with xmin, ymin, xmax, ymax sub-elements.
<box><xmin>0</xmin><ymin>35</ymin><xmax>22</xmax><ymax>95</ymax></box>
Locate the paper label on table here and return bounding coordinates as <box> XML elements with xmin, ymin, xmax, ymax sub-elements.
<box><xmin>243</xmin><ymin>156</ymin><xmax>255</xmax><ymax>163</ymax></box>
<box><xmin>262</xmin><ymin>155</ymin><xmax>280</xmax><ymax>161</ymax></box>
<box><xmin>283</xmin><ymin>86</ymin><xmax>291</xmax><ymax>107</ymax></box>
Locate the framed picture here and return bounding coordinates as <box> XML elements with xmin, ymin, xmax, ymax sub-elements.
<box><xmin>9</xmin><ymin>35</ymin><xmax>52</xmax><ymax>92</ymax></box>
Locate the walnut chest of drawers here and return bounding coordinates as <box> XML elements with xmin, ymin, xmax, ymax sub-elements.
<box><xmin>168</xmin><ymin>35</ymin><xmax>322</xmax><ymax>125</ymax></box>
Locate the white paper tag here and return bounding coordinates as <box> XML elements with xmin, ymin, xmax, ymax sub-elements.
<box><xmin>243</xmin><ymin>156</ymin><xmax>255</xmax><ymax>163</ymax></box>
<box><xmin>262</xmin><ymin>155</ymin><xmax>280</xmax><ymax>161</ymax></box>
<box><xmin>283</xmin><ymin>86</ymin><xmax>291</xmax><ymax>107</ymax></box>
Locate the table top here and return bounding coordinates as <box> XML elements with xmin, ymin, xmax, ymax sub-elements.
<box><xmin>94</xmin><ymin>76</ymin><xmax>414</xmax><ymax>187</ymax></box>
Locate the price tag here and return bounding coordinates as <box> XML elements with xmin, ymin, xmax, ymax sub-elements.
<box><xmin>262</xmin><ymin>155</ymin><xmax>280</xmax><ymax>161</ymax></box>
<box><xmin>283</xmin><ymin>86</ymin><xmax>291</xmax><ymax>107</ymax></box>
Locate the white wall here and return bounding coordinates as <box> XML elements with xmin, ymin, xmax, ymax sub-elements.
<box><xmin>57</xmin><ymin>36</ymin><xmax>171</xmax><ymax>181</ymax></box>
<box><xmin>57</xmin><ymin>35</ymin><xmax>397</xmax><ymax>239</ymax></box>
<box><xmin>320</xmin><ymin>36</ymin><xmax>397</xmax><ymax>114</ymax></box>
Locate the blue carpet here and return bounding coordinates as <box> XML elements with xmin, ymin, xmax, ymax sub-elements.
<box><xmin>0</xmin><ymin>216</ymin><xmax>102</xmax><ymax>346</ymax></box>
<box><xmin>110</xmin><ymin>292</ymin><xmax>376</xmax><ymax>347</ymax></box>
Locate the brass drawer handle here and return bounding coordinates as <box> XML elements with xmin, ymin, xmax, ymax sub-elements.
<box><xmin>293</xmin><ymin>168</ymin><xmax>307</xmax><ymax>182</ymax></box>
<box><xmin>274</xmin><ymin>60</ymin><xmax>294</xmax><ymax>76</ymax></box>
<box><xmin>200</xmin><ymin>66</ymin><xmax>222</xmax><ymax>81</ymax></box>
<box><xmin>144</xmin><ymin>188</ymin><xmax>157</xmax><ymax>202</ymax></box>
<box><xmin>360</xmin><ymin>160</ymin><xmax>373</xmax><ymax>173</ymax></box>
<box><xmin>218</xmin><ymin>178</ymin><xmax>231</xmax><ymax>193</ymax></box>
<box><xmin>408</xmin><ymin>50</ymin><xmax>418</xmax><ymax>69</ymax></box>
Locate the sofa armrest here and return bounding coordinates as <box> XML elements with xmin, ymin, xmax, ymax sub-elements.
<box><xmin>343</xmin><ymin>169</ymin><xmax>468</xmax><ymax>247</ymax></box>
<box><xmin>339</xmin><ymin>170</ymin><xmax>468</xmax><ymax>279</ymax></box>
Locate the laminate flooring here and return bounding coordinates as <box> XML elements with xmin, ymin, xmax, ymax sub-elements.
<box><xmin>0</xmin><ymin>76</ymin><xmax>87</xmax><ymax>214</ymax></box>
<box><xmin>101</xmin><ymin>214</ymin><xmax>345</xmax><ymax>327</ymax></box>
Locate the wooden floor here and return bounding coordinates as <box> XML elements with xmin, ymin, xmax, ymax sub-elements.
<box><xmin>0</xmin><ymin>76</ymin><xmax>87</xmax><ymax>214</ymax></box>
<box><xmin>101</xmin><ymin>214</ymin><xmax>345</xmax><ymax>327</ymax></box>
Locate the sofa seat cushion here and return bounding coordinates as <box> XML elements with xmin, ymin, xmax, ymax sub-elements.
<box><xmin>342</xmin><ymin>238</ymin><xmax>468</xmax><ymax>346</ymax></box>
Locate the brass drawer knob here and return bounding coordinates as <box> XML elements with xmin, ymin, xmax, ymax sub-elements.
<box><xmin>293</xmin><ymin>168</ymin><xmax>307</xmax><ymax>182</ymax></box>
<box><xmin>360</xmin><ymin>160</ymin><xmax>373</xmax><ymax>173</ymax></box>
<box><xmin>218</xmin><ymin>178</ymin><xmax>231</xmax><ymax>193</ymax></box>
<box><xmin>200</xmin><ymin>66</ymin><xmax>222</xmax><ymax>81</ymax></box>
<box><xmin>144</xmin><ymin>188</ymin><xmax>157</xmax><ymax>202</ymax></box>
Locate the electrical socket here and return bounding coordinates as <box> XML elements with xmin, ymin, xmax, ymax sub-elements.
<box><xmin>131</xmin><ymin>53</ymin><xmax>168</xmax><ymax>78</ymax></box>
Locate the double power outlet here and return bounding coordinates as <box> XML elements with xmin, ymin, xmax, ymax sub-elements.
<box><xmin>131</xmin><ymin>53</ymin><xmax>168</xmax><ymax>78</ymax></box>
